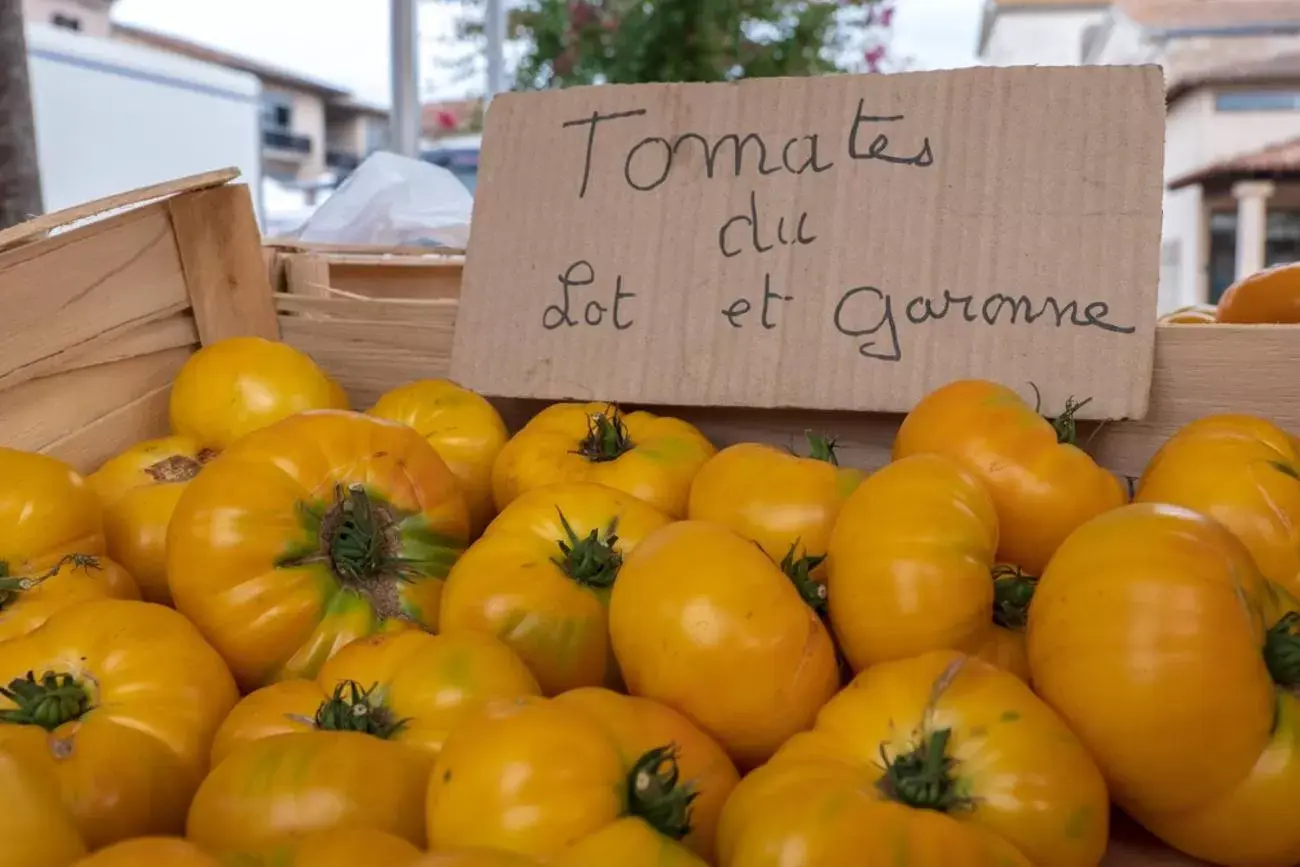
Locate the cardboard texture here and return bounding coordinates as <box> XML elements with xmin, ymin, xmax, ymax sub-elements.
<box><xmin>452</xmin><ymin>65</ymin><xmax>1165</xmax><ymax>419</ymax></box>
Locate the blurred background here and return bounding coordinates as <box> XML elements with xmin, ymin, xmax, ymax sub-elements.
<box><xmin>1</xmin><ymin>0</ymin><xmax>1299</xmax><ymax>312</ymax></box>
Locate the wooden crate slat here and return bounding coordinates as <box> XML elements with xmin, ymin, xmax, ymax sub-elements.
<box><xmin>42</xmin><ymin>384</ymin><xmax>172</xmax><ymax>474</ymax></box>
<box><xmin>0</xmin><ymin>203</ymin><xmax>189</xmax><ymax>393</ymax></box>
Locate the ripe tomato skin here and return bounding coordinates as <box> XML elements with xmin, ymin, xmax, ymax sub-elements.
<box><xmin>88</xmin><ymin>435</ymin><xmax>214</xmax><ymax>604</ymax></box>
<box><xmin>1135</xmin><ymin>414</ymin><xmax>1300</xmax><ymax>595</ymax></box>
<box><xmin>716</xmin><ymin>650</ymin><xmax>1109</xmax><ymax>867</ymax></box>
<box><xmin>0</xmin><ymin>448</ymin><xmax>139</xmax><ymax>642</ymax></box>
<box><xmin>1216</xmin><ymin>261</ymin><xmax>1300</xmax><ymax>323</ymax></box>
<box><xmin>428</xmin><ymin>691</ymin><xmax>736</xmax><ymax>860</ymax></box>
<box><xmin>558</xmin><ymin>818</ymin><xmax>708</xmax><ymax>867</ymax></box>
<box><xmin>230</xmin><ymin>828</ymin><xmax>423</xmax><ymax>866</ymax></box>
<box><xmin>368</xmin><ymin>379</ymin><xmax>509</xmax><ymax>537</ymax></box>
<box><xmin>0</xmin><ymin>746</ymin><xmax>87</xmax><ymax>867</ymax></box>
<box><xmin>439</xmin><ymin>482</ymin><xmax>672</xmax><ymax>695</ymax></box>
<box><xmin>412</xmin><ymin>852</ymin><xmax>547</xmax><ymax>867</ymax></box>
<box><xmin>0</xmin><ymin>599</ymin><xmax>238</xmax><ymax>849</ymax></box>
<box><xmin>970</xmin><ymin>623</ymin><xmax>1031</xmax><ymax>683</ymax></box>
<box><xmin>210</xmin><ymin>629</ymin><xmax>541</xmax><ymax>765</ymax></box>
<box><xmin>1158</xmin><ymin>303</ymin><xmax>1217</xmax><ymax>324</ymax></box>
<box><xmin>825</xmin><ymin>454</ymin><xmax>997</xmax><ymax>672</ymax></box>
<box><xmin>1028</xmin><ymin>502</ymin><xmax>1300</xmax><ymax>865</ymax></box>
<box><xmin>167</xmin><ymin>410</ymin><xmax>470</xmax><ymax>691</ymax></box>
<box><xmin>187</xmin><ymin>730</ymin><xmax>430</xmax><ymax>852</ymax></box>
<box><xmin>608</xmin><ymin>520</ymin><xmax>839</xmax><ymax>770</ymax></box>
<box><xmin>492</xmin><ymin>403</ymin><xmax>715</xmax><ymax>518</ymax></box>
<box><xmin>687</xmin><ymin>440</ymin><xmax>862</xmax><ymax>570</ymax></box>
<box><xmin>169</xmin><ymin>336</ymin><xmax>349</xmax><ymax>450</ymax></box>
<box><xmin>70</xmin><ymin>838</ymin><xmax>219</xmax><ymax>866</ymax></box>
<box><xmin>893</xmin><ymin>379</ymin><xmax>1126</xmax><ymax>575</ymax></box>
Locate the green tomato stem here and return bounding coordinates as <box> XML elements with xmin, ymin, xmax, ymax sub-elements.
<box><xmin>991</xmin><ymin>565</ymin><xmax>1038</xmax><ymax>631</ymax></box>
<box><xmin>575</xmin><ymin>407</ymin><xmax>635</xmax><ymax>463</ymax></box>
<box><xmin>626</xmin><ymin>744</ymin><xmax>697</xmax><ymax>841</ymax></box>
<box><xmin>876</xmin><ymin>727</ymin><xmax>969</xmax><ymax>813</ymax></box>
<box><xmin>313</xmin><ymin>680</ymin><xmax>409</xmax><ymax>739</ymax></box>
<box><xmin>1265</xmin><ymin>612</ymin><xmax>1300</xmax><ymax>688</ymax></box>
<box><xmin>551</xmin><ymin>509</ymin><xmax>622</xmax><ymax>589</ymax></box>
<box><xmin>779</xmin><ymin>542</ymin><xmax>828</xmax><ymax>616</ymax></box>
<box><xmin>0</xmin><ymin>671</ymin><xmax>91</xmax><ymax>731</ymax></box>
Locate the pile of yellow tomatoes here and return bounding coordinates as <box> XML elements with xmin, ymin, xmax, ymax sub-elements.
<box><xmin>2</xmin><ymin>335</ymin><xmax>1298</xmax><ymax>867</ymax></box>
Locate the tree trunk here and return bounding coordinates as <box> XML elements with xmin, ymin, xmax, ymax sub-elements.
<box><xmin>0</xmin><ymin>0</ymin><xmax>42</xmax><ymax>230</ymax></box>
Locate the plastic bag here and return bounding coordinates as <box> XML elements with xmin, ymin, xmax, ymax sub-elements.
<box><xmin>287</xmin><ymin>151</ymin><xmax>473</xmax><ymax>248</ymax></box>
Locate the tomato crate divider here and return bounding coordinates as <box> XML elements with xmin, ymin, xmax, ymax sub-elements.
<box><xmin>0</xmin><ymin>170</ymin><xmax>1241</xmax><ymax>866</ymax></box>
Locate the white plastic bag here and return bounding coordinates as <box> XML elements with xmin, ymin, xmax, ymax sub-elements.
<box><xmin>288</xmin><ymin>151</ymin><xmax>473</xmax><ymax>248</ymax></box>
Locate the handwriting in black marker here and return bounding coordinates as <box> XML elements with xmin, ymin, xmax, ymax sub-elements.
<box><xmin>718</xmin><ymin>191</ymin><xmax>818</xmax><ymax>259</ymax></box>
<box><xmin>722</xmin><ymin>273</ymin><xmax>793</xmax><ymax>330</ymax></box>
<box><xmin>833</xmin><ymin>285</ymin><xmax>902</xmax><ymax>361</ymax></box>
<box><xmin>901</xmin><ymin>288</ymin><xmax>1135</xmax><ymax>333</ymax></box>
<box><xmin>543</xmin><ymin>261</ymin><xmax>636</xmax><ymax>330</ymax></box>
<box><xmin>562</xmin><ymin>108</ymin><xmax>648</xmax><ymax>198</ymax></box>
<box><xmin>847</xmin><ymin>100</ymin><xmax>935</xmax><ymax>167</ymax></box>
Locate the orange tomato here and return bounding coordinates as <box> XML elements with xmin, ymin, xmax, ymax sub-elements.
<box><xmin>0</xmin><ymin>599</ymin><xmax>238</xmax><ymax>849</ymax></box>
<box><xmin>608</xmin><ymin>521</ymin><xmax>839</xmax><ymax>769</ymax></box>
<box><xmin>0</xmin><ymin>745</ymin><xmax>87</xmax><ymax>867</ymax></box>
<box><xmin>1135</xmin><ymin>413</ymin><xmax>1300</xmax><ymax>596</ymax></box>
<box><xmin>687</xmin><ymin>435</ymin><xmax>863</xmax><ymax>574</ymax></box>
<box><xmin>210</xmin><ymin>629</ymin><xmax>540</xmax><ymax>765</ymax></box>
<box><xmin>1216</xmin><ymin>261</ymin><xmax>1300</xmax><ymax>323</ymax></box>
<box><xmin>368</xmin><ymin>379</ymin><xmax>509</xmax><ymax>537</ymax></box>
<box><xmin>825</xmin><ymin>454</ymin><xmax>998</xmax><ymax>672</ymax></box>
<box><xmin>231</xmin><ymin>828</ymin><xmax>423</xmax><ymax>866</ymax></box>
<box><xmin>87</xmin><ymin>435</ymin><xmax>214</xmax><ymax>604</ymax></box>
<box><xmin>1028</xmin><ymin>502</ymin><xmax>1300</xmax><ymax>865</ymax></box>
<box><xmin>439</xmin><ymin>482</ymin><xmax>672</xmax><ymax>695</ymax></box>
<box><xmin>0</xmin><ymin>448</ymin><xmax>138</xmax><ymax>643</ymax></box>
<box><xmin>428</xmin><ymin>689</ymin><xmax>736</xmax><ymax>863</ymax></box>
<box><xmin>1158</xmin><ymin>304</ymin><xmax>1217</xmax><ymax>324</ymax></box>
<box><xmin>716</xmin><ymin>651</ymin><xmax>1110</xmax><ymax>867</ymax></box>
<box><xmin>169</xmin><ymin>336</ymin><xmax>348</xmax><ymax>450</ymax></box>
<box><xmin>893</xmin><ymin>379</ymin><xmax>1126</xmax><ymax>575</ymax></box>
<box><xmin>969</xmin><ymin>566</ymin><xmax>1035</xmax><ymax>682</ymax></box>
<box><xmin>70</xmin><ymin>838</ymin><xmax>218</xmax><ymax>867</ymax></box>
<box><xmin>492</xmin><ymin>403</ymin><xmax>715</xmax><ymax>518</ymax></box>
<box><xmin>412</xmin><ymin>853</ymin><xmax>547</xmax><ymax>867</ymax></box>
<box><xmin>167</xmin><ymin>410</ymin><xmax>470</xmax><ymax>691</ymax></box>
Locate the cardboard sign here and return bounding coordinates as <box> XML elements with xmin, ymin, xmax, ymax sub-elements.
<box><xmin>451</xmin><ymin>65</ymin><xmax>1166</xmax><ymax>418</ymax></box>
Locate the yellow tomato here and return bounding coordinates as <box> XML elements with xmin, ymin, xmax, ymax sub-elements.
<box><xmin>1135</xmin><ymin>414</ymin><xmax>1300</xmax><ymax>596</ymax></box>
<box><xmin>412</xmin><ymin>853</ymin><xmax>547</xmax><ymax>867</ymax></box>
<box><xmin>893</xmin><ymin>379</ymin><xmax>1126</xmax><ymax>575</ymax></box>
<box><xmin>716</xmin><ymin>650</ymin><xmax>1109</xmax><ymax>867</ymax></box>
<box><xmin>558</xmin><ymin>818</ymin><xmax>708</xmax><ymax>867</ymax></box>
<box><xmin>1028</xmin><ymin>502</ymin><xmax>1300</xmax><ymax>865</ymax></box>
<box><xmin>687</xmin><ymin>436</ymin><xmax>863</xmax><ymax>575</ymax></box>
<box><xmin>1158</xmin><ymin>304</ymin><xmax>1218</xmax><ymax>324</ymax></box>
<box><xmin>0</xmin><ymin>448</ymin><xmax>139</xmax><ymax>642</ymax></box>
<box><xmin>825</xmin><ymin>454</ymin><xmax>998</xmax><ymax>672</ymax></box>
<box><xmin>167</xmin><ymin>410</ymin><xmax>470</xmax><ymax>691</ymax></box>
<box><xmin>608</xmin><ymin>521</ymin><xmax>839</xmax><ymax>770</ymax></box>
<box><xmin>1216</xmin><ymin>261</ymin><xmax>1300</xmax><ymax>323</ymax></box>
<box><xmin>493</xmin><ymin>403</ymin><xmax>715</xmax><ymax>518</ymax></box>
<box><xmin>440</xmin><ymin>482</ymin><xmax>672</xmax><ymax>695</ymax></box>
<box><xmin>368</xmin><ymin>379</ymin><xmax>509</xmax><ymax>538</ymax></box>
<box><xmin>188</xmin><ymin>730</ymin><xmax>430</xmax><ymax>852</ymax></box>
<box><xmin>0</xmin><ymin>746</ymin><xmax>87</xmax><ymax>867</ymax></box>
<box><xmin>0</xmin><ymin>599</ymin><xmax>238</xmax><ymax>849</ymax></box>
<box><xmin>211</xmin><ymin>629</ymin><xmax>540</xmax><ymax>764</ymax></box>
<box><xmin>969</xmin><ymin>566</ymin><xmax>1035</xmax><ymax>682</ymax></box>
<box><xmin>169</xmin><ymin>336</ymin><xmax>349</xmax><ymax>450</ymax></box>
<box><xmin>87</xmin><ymin>435</ymin><xmax>214</xmax><ymax>604</ymax></box>
<box><xmin>428</xmin><ymin>690</ymin><xmax>736</xmax><ymax>863</ymax></box>
<box><xmin>71</xmin><ymin>838</ymin><xmax>218</xmax><ymax>867</ymax></box>
<box><xmin>230</xmin><ymin>828</ymin><xmax>424</xmax><ymax>866</ymax></box>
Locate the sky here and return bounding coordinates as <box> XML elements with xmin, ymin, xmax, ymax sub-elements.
<box><xmin>111</xmin><ymin>0</ymin><xmax>986</xmax><ymax>107</ymax></box>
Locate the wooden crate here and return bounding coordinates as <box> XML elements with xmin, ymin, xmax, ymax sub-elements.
<box><xmin>0</xmin><ymin>172</ymin><xmax>1230</xmax><ymax>866</ymax></box>
<box><xmin>0</xmin><ymin>168</ymin><xmax>279</xmax><ymax>474</ymax></box>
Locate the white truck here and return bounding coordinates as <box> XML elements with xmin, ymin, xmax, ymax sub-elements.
<box><xmin>24</xmin><ymin>21</ymin><xmax>265</xmax><ymax>223</ymax></box>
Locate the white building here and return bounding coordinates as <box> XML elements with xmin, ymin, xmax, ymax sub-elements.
<box><xmin>978</xmin><ymin>0</ymin><xmax>1300</xmax><ymax>311</ymax></box>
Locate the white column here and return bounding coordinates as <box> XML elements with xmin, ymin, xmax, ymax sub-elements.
<box><xmin>390</xmin><ymin>0</ymin><xmax>421</xmax><ymax>158</ymax></box>
<box><xmin>1233</xmin><ymin>180</ymin><xmax>1275</xmax><ymax>280</ymax></box>
<box><xmin>485</xmin><ymin>0</ymin><xmax>507</xmax><ymax>101</ymax></box>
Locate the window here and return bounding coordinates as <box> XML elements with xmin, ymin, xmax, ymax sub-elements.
<box><xmin>1215</xmin><ymin>90</ymin><xmax>1300</xmax><ymax>112</ymax></box>
<box><xmin>1207</xmin><ymin>209</ymin><xmax>1300</xmax><ymax>301</ymax></box>
<box><xmin>260</xmin><ymin>93</ymin><xmax>294</xmax><ymax>131</ymax></box>
<box><xmin>51</xmin><ymin>13</ymin><xmax>81</xmax><ymax>31</ymax></box>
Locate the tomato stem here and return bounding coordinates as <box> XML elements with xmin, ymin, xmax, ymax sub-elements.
<box><xmin>551</xmin><ymin>509</ymin><xmax>622</xmax><ymax>589</ymax></box>
<box><xmin>991</xmin><ymin>565</ymin><xmax>1037</xmax><ymax>631</ymax></box>
<box><xmin>779</xmin><ymin>542</ymin><xmax>828</xmax><ymax>616</ymax></box>
<box><xmin>1265</xmin><ymin>613</ymin><xmax>1300</xmax><ymax>687</ymax></box>
<box><xmin>144</xmin><ymin>448</ymin><xmax>217</xmax><ymax>483</ymax></box>
<box><xmin>804</xmin><ymin>432</ymin><xmax>841</xmax><ymax>466</ymax></box>
<box><xmin>877</xmin><ymin>727</ymin><xmax>969</xmax><ymax>813</ymax></box>
<box><xmin>575</xmin><ymin>407</ymin><xmax>635</xmax><ymax>463</ymax></box>
<box><xmin>0</xmin><ymin>671</ymin><xmax>91</xmax><ymax>731</ymax></box>
<box><xmin>312</xmin><ymin>680</ymin><xmax>409</xmax><ymax>739</ymax></box>
<box><xmin>0</xmin><ymin>554</ymin><xmax>100</xmax><ymax>612</ymax></box>
<box><xmin>626</xmin><ymin>744</ymin><xmax>697</xmax><ymax>841</ymax></box>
